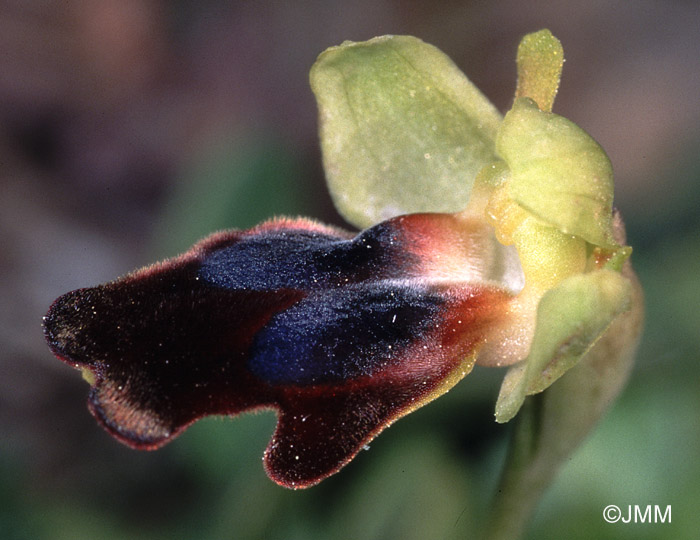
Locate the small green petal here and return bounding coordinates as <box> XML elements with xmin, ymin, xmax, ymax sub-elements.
<box><xmin>310</xmin><ymin>35</ymin><xmax>502</xmax><ymax>228</ymax></box>
<box><xmin>515</xmin><ymin>29</ymin><xmax>564</xmax><ymax>112</ymax></box>
<box><xmin>495</xmin><ymin>269</ymin><xmax>632</xmax><ymax>423</ymax></box>
<box><xmin>496</xmin><ymin>98</ymin><xmax>617</xmax><ymax>248</ymax></box>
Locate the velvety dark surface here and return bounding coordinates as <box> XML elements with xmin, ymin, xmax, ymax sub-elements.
<box><xmin>43</xmin><ymin>215</ymin><xmax>508</xmax><ymax>487</ymax></box>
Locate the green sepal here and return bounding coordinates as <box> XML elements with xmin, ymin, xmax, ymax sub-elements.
<box><xmin>310</xmin><ymin>35</ymin><xmax>502</xmax><ymax>228</ymax></box>
<box><xmin>495</xmin><ymin>269</ymin><xmax>632</xmax><ymax>422</ymax></box>
<box><xmin>496</xmin><ymin>97</ymin><xmax>617</xmax><ymax>248</ymax></box>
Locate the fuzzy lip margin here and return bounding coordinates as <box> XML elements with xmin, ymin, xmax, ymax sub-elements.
<box><xmin>42</xmin><ymin>214</ymin><xmax>514</xmax><ymax>488</ymax></box>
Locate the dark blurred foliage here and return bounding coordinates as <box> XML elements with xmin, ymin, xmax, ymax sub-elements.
<box><xmin>1</xmin><ymin>1</ymin><xmax>699</xmax><ymax>539</ymax></box>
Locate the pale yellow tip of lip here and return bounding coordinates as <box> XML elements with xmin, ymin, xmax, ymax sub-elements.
<box><xmin>80</xmin><ymin>367</ymin><xmax>96</xmax><ymax>386</ymax></box>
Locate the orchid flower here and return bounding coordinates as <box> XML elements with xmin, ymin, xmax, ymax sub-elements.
<box><xmin>43</xmin><ymin>29</ymin><xmax>642</xmax><ymax>505</ymax></box>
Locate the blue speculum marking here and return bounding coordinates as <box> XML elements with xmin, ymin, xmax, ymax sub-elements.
<box><xmin>248</xmin><ymin>284</ymin><xmax>444</xmax><ymax>385</ymax></box>
<box><xmin>196</xmin><ymin>224</ymin><xmax>440</xmax><ymax>385</ymax></box>
<box><xmin>197</xmin><ymin>223</ymin><xmax>415</xmax><ymax>290</ymax></box>
<box><xmin>199</xmin><ymin>230</ymin><xmax>342</xmax><ymax>289</ymax></box>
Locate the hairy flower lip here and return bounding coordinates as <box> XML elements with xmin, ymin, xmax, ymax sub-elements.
<box><xmin>43</xmin><ymin>213</ymin><xmax>517</xmax><ymax>488</ymax></box>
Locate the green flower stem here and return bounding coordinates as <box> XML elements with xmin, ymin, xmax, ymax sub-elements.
<box><xmin>483</xmin><ymin>394</ymin><xmax>548</xmax><ymax>540</ymax></box>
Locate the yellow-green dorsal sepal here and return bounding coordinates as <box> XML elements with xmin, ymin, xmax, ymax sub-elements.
<box><xmin>496</xmin><ymin>97</ymin><xmax>617</xmax><ymax>249</ymax></box>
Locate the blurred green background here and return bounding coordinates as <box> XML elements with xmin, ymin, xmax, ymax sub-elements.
<box><xmin>1</xmin><ymin>1</ymin><xmax>699</xmax><ymax>539</ymax></box>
